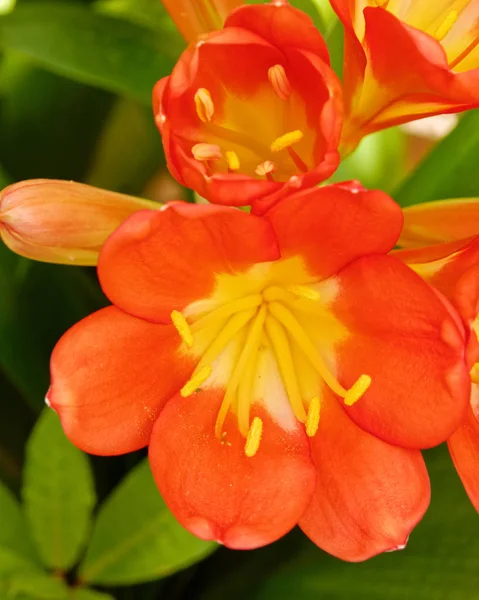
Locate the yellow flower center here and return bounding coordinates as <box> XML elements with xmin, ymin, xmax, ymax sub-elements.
<box><xmin>191</xmin><ymin>63</ymin><xmax>314</xmax><ymax>181</ymax></box>
<box><xmin>472</xmin><ymin>315</ymin><xmax>479</xmax><ymax>384</ymax></box>
<box><xmin>170</xmin><ymin>260</ymin><xmax>371</xmax><ymax>457</ymax></box>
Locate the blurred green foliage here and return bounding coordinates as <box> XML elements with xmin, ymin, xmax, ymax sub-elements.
<box><xmin>0</xmin><ymin>0</ymin><xmax>477</xmax><ymax>598</ymax></box>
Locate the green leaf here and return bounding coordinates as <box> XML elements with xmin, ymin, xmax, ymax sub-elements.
<box><xmin>94</xmin><ymin>0</ymin><xmax>175</xmax><ymax>32</ymax></box>
<box><xmin>0</xmin><ymin>246</ymin><xmax>105</xmax><ymax>410</ymax></box>
<box><xmin>331</xmin><ymin>127</ymin><xmax>406</xmax><ymax>193</ymax></box>
<box><xmin>0</xmin><ymin>573</ymin><xmax>69</xmax><ymax>600</ymax></box>
<box><xmin>22</xmin><ymin>410</ymin><xmax>96</xmax><ymax>570</ymax></box>
<box><xmin>395</xmin><ymin>110</ymin><xmax>479</xmax><ymax>207</ymax></box>
<box><xmin>79</xmin><ymin>459</ymin><xmax>216</xmax><ymax>585</ymax></box>
<box><xmin>0</xmin><ymin>3</ymin><xmax>182</xmax><ymax>104</ymax></box>
<box><xmin>255</xmin><ymin>445</ymin><xmax>479</xmax><ymax>600</ymax></box>
<box><xmin>0</xmin><ymin>547</ymin><xmax>41</xmax><ymax>578</ymax></box>
<box><xmin>0</xmin><ymin>480</ymin><xmax>37</xmax><ymax>562</ymax></box>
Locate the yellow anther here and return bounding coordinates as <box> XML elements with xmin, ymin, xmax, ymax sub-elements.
<box><xmin>471</xmin><ymin>364</ymin><xmax>479</xmax><ymax>385</ymax></box>
<box><xmin>373</xmin><ymin>0</ymin><xmax>388</xmax><ymax>7</ymax></box>
<box><xmin>244</xmin><ymin>417</ymin><xmax>263</xmax><ymax>458</ymax></box>
<box><xmin>225</xmin><ymin>150</ymin><xmax>240</xmax><ymax>172</ymax></box>
<box><xmin>306</xmin><ymin>397</ymin><xmax>321</xmax><ymax>437</ymax></box>
<box><xmin>270</xmin><ymin>130</ymin><xmax>304</xmax><ymax>152</ymax></box>
<box><xmin>288</xmin><ymin>285</ymin><xmax>321</xmax><ymax>301</ymax></box>
<box><xmin>171</xmin><ymin>310</ymin><xmax>193</xmax><ymax>348</ymax></box>
<box><xmin>434</xmin><ymin>10</ymin><xmax>458</xmax><ymax>41</ymax></box>
<box><xmin>192</xmin><ymin>143</ymin><xmax>222</xmax><ymax>161</ymax></box>
<box><xmin>344</xmin><ymin>374</ymin><xmax>372</xmax><ymax>406</ymax></box>
<box><xmin>180</xmin><ymin>365</ymin><xmax>212</xmax><ymax>397</ymax></box>
<box><xmin>268</xmin><ymin>64</ymin><xmax>292</xmax><ymax>100</ymax></box>
<box><xmin>194</xmin><ymin>88</ymin><xmax>214</xmax><ymax>122</ymax></box>
<box><xmin>255</xmin><ymin>160</ymin><xmax>276</xmax><ymax>177</ymax></box>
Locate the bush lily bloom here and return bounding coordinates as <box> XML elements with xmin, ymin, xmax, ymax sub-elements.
<box><xmin>395</xmin><ymin>233</ymin><xmax>479</xmax><ymax>512</ymax></box>
<box><xmin>47</xmin><ymin>185</ymin><xmax>470</xmax><ymax>561</ymax></box>
<box><xmin>0</xmin><ymin>179</ymin><xmax>158</xmax><ymax>266</ymax></box>
<box><xmin>398</xmin><ymin>198</ymin><xmax>479</xmax><ymax>248</ymax></box>
<box><xmin>331</xmin><ymin>0</ymin><xmax>479</xmax><ymax>153</ymax></box>
<box><xmin>153</xmin><ymin>1</ymin><xmax>343</xmax><ymax>214</ymax></box>
<box><xmin>161</xmin><ymin>0</ymin><xmax>243</xmax><ymax>43</ymax></box>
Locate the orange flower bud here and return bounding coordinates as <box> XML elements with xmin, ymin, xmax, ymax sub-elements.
<box><xmin>162</xmin><ymin>0</ymin><xmax>243</xmax><ymax>42</ymax></box>
<box><xmin>0</xmin><ymin>179</ymin><xmax>159</xmax><ymax>266</ymax></box>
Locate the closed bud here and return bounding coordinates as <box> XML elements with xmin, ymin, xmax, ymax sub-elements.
<box><xmin>0</xmin><ymin>179</ymin><xmax>159</xmax><ymax>266</ymax></box>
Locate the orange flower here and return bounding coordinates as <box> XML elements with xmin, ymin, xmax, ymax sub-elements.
<box><xmin>161</xmin><ymin>0</ymin><xmax>243</xmax><ymax>42</ymax></box>
<box><xmin>153</xmin><ymin>2</ymin><xmax>343</xmax><ymax>214</ymax></box>
<box><xmin>396</xmin><ymin>235</ymin><xmax>479</xmax><ymax>511</ymax></box>
<box><xmin>398</xmin><ymin>198</ymin><xmax>479</xmax><ymax>248</ymax></box>
<box><xmin>0</xmin><ymin>179</ymin><xmax>158</xmax><ymax>265</ymax></box>
<box><xmin>332</xmin><ymin>0</ymin><xmax>479</xmax><ymax>153</ymax></box>
<box><xmin>47</xmin><ymin>184</ymin><xmax>470</xmax><ymax>560</ymax></box>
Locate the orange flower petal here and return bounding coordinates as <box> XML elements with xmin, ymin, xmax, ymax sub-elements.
<box><xmin>265</xmin><ymin>184</ymin><xmax>403</xmax><ymax>280</ymax></box>
<box><xmin>148</xmin><ymin>390</ymin><xmax>316</xmax><ymax>549</ymax></box>
<box><xmin>332</xmin><ymin>255</ymin><xmax>470</xmax><ymax>448</ymax></box>
<box><xmin>299</xmin><ymin>394</ymin><xmax>430</xmax><ymax>562</ymax></box>
<box><xmin>225</xmin><ymin>2</ymin><xmax>330</xmax><ymax>63</ymax></box>
<box><xmin>98</xmin><ymin>203</ymin><xmax>279</xmax><ymax>323</ymax></box>
<box><xmin>448</xmin><ymin>394</ymin><xmax>479</xmax><ymax>513</ymax></box>
<box><xmin>48</xmin><ymin>307</ymin><xmax>193</xmax><ymax>455</ymax></box>
<box><xmin>399</xmin><ymin>199</ymin><xmax>479</xmax><ymax>248</ymax></box>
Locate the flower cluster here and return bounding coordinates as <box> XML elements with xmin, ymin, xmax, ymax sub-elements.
<box><xmin>1</xmin><ymin>0</ymin><xmax>478</xmax><ymax>563</ymax></box>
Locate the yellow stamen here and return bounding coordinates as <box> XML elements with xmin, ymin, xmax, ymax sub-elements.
<box><xmin>171</xmin><ymin>310</ymin><xmax>193</xmax><ymax>347</ymax></box>
<box><xmin>268</xmin><ymin>64</ymin><xmax>292</xmax><ymax>100</ymax></box>
<box><xmin>270</xmin><ymin>130</ymin><xmax>304</xmax><ymax>153</ymax></box>
<box><xmin>192</xmin><ymin>143</ymin><xmax>222</xmax><ymax>161</ymax></box>
<box><xmin>244</xmin><ymin>417</ymin><xmax>263</xmax><ymax>458</ymax></box>
<box><xmin>267</xmin><ymin>301</ymin><xmax>348</xmax><ymax>398</ymax></box>
<box><xmin>373</xmin><ymin>0</ymin><xmax>388</xmax><ymax>7</ymax></box>
<box><xmin>265</xmin><ymin>316</ymin><xmax>307</xmax><ymax>422</ymax></box>
<box><xmin>237</xmin><ymin>341</ymin><xmax>261</xmax><ymax>437</ymax></box>
<box><xmin>190</xmin><ymin>294</ymin><xmax>262</xmax><ymax>334</ymax></box>
<box><xmin>194</xmin><ymin>88</ymin><xmax>214</xmax><ymax>122</ymax></box>
<box><xmin>288</xmin><ymin>285</ymin><xmax>320</xmax><ymax>301</ymax></box>
<box><xmin>180</xmin><ymin>365</ymin><xmax>212</xmax><ymax>397</ymax></box>
<box><xmin>255</xmin><ymin>160</ymin><xmax>276</xmax><ymax>176</ymax></box>
<box><xmin>306</xmin><ymin>396</ymin><xmax>321</xmax><ymax>437</ymax></box>
<box><xmin>434</xmin><ymin>10</ymin><xmax>458</xmax><ymax>41</ymax></box>
<box><xmin>344</xmin><ymin>374</ymin><xmax>372</xmax><ymax>406</ymax></box>
<box><xmin>192</xmin><ymin>307</ymin><xmax>257</xmax><ymax>375</ymax></box>
<box><xmin>215</xmin><ymin>305</ymin><xmax>267</xmax><ymax>439</ymax></box>
<box><xmin>225</xmin><ymin>150</ymin><xmax>240</xmax><ymax>172</ymax></box>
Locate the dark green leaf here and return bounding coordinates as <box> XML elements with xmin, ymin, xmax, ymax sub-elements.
<box><xmin>0</xmin><ymin>3</ymin><xmax>181</xmax><ymax>104</ymax></box>
<box><xmin>0</xmin><ymin>245</ymin><xmax>105</xmax><ymax>410</ymax></box>
<box><xmin>22</xmin><ymin>410</ymin><xmax>96</xmax><ymax>570</ymax></box>
<box><xmin>0</xmin><ymin>573</ymin><xmax>69</xmax><ymax>599</ymax></box>
<box><xmin>255</xmin><ymin>445</ymin><xmax>479</xmax><ymax>600</ymax></box>
<box><xmin>395</xmin><ymin>110</ymin><xmax>479</xmax><ymax>207</ymax></box>
<box><xmin>79</xmin><ymin>459</ymin><xmax>215</xmax><ymax>585</ymax></box>
<box><xmin>0</xmin><ymin>479</ymin><xmax>37</xmax><ymax>562</ymax></box>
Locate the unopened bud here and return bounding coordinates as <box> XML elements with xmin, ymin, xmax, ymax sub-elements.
<box><xmin>0</xmin><ymin>179</ymin><xmax>159</xmax><ymax>266</ymax></box>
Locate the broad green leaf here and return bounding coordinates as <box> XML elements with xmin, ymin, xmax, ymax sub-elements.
<box><xmin>0</xmin><ymin>244</ymin><xmax>105</xmax><ymax>410</ymax></box>
<box><xmin>22</xmin><ymin>410</ymin><xmax>96</xmax><ymax>570</ymax></box>
<box><xmin>0</xmin><ymin>4</ymin><xmax>182</xmax><ymax>104</ymax></box>
<box><xmin>94</xmin><ymin>0</ymin><xmax>175</xmax><ymax>32</ymax></box>
<box><xmin>0</xmin><ymin>480</ymin><xmax>37</xmax><ymax>562</ymax></box>
<box><xmin>331</xmin><ymin>127</ymin><xmax>406</xmax><ymax>193</ymax></box>
<box><xmin>0</xmin><ymin>573</ymin><xmax>69</xmax><ymax>599</ymax></box>
<box><xmin>79</xmin><ymin>459</ymin><xmax>215</xmax><ymax>585</ymax></box>
<box><xmin>86</xmin><ymin>97</ymin><xmax>164</xmax><ymax>194</ymax></box>
<box><xmin>0</xmin><ymin>547</ymin><xmax>41</xmax><ymax>578</ymax></box>
<box><xmin>255</xmin><ymin>445</ymin><xmax>479</xmax><ymax>600</ymax></box>
<box><xmin>395</xmin><ymin>110</ymin><xmax>479</xmax><ymax>207</ymax></box>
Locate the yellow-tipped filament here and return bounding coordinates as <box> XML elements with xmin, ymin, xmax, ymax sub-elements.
<box><xmin>173</xmin><ymin>266</ymin><xmax>372</xmax><ymax>458</ymax></box>
<box><xmin>189</xmin><ymin>62</ymin><xmax>313</xmax><ymax>181</ymax></box>
<box><xmin>434</xmin><ymin>10</ymin><xmax>459</xmax><ymax>42</ymax></box>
